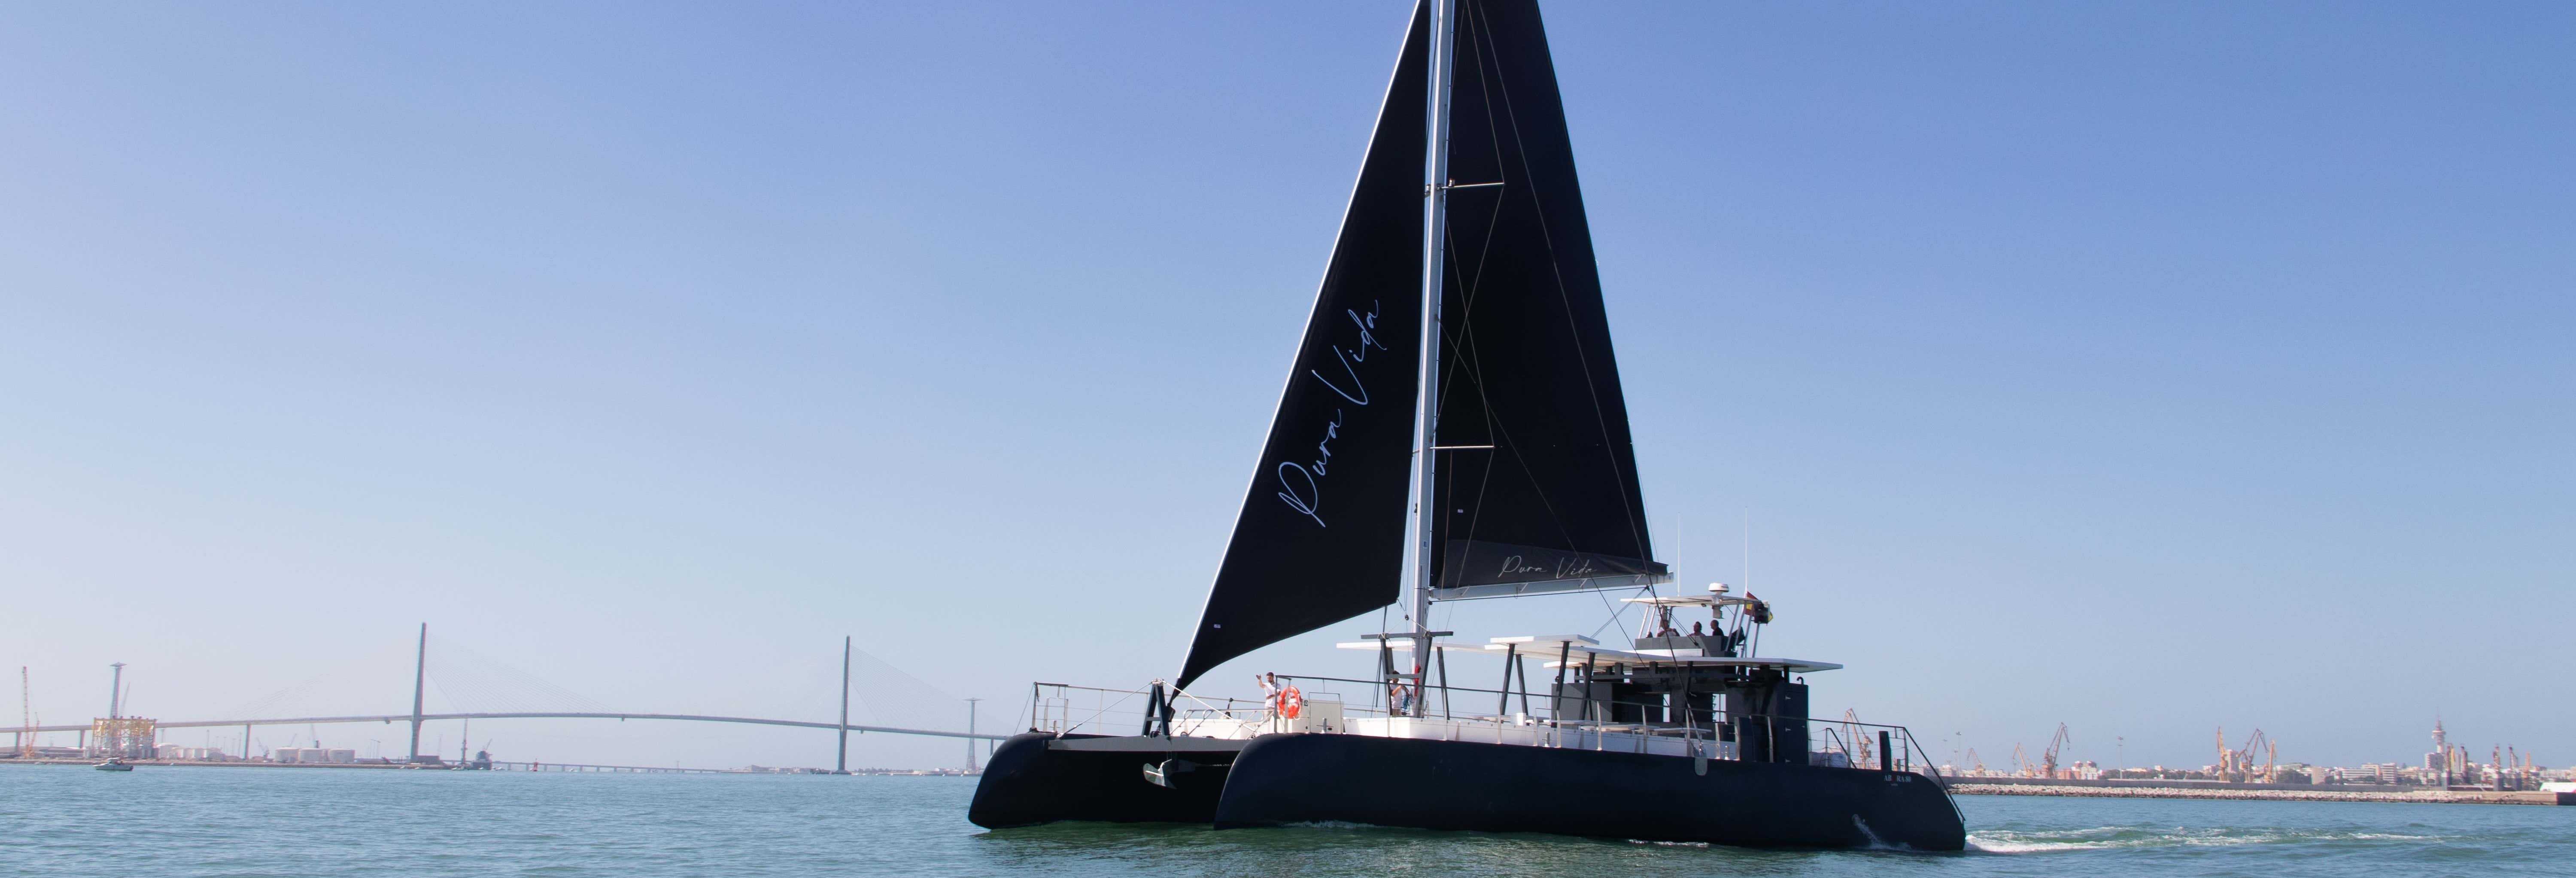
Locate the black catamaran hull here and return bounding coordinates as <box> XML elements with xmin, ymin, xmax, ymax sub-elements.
<box><xmin>967</xmin><ymin>733</ymin><xmax>1232</xmax><ymax>828</ymax></box>
<box><xmin>1218</xmin><ymin>734</ymin><xmax>1965</xmax><ymax>850</ymax></box>
<box><xmin>972</xmin><ymin>732</ymin><xmax>1965</xmax><ymax>851</ymax></box>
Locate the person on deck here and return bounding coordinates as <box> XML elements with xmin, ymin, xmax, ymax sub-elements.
<box><xmin>1256</xmin><ymin>673</ymin><xmax>1282</xmax><ymax>715</ymax></box>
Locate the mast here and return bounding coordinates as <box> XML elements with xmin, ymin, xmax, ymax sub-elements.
<box><xmin>1405</xmin><ymin>0</ymin><xmax>1459</xmax><ymax>716</ymax></box>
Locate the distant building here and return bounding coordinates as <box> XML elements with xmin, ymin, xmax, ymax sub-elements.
<box><xmin>269</xmin><ymin>747</ymin><xmax>356</xmax><ymax>764</ymax></box>
<box><xmin>154</xmin><ymin>744</ymin><xmax>231</xmax><ymax>761</ymax></box>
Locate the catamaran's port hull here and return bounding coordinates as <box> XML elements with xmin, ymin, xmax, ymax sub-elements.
<box><xmin>972</xmin><ymin>730</ymin><xmax>1964</xmax><ymax>850</ymax></box>
<box><xmin>967</xmin><ymin>732</ymin><xmax>1236</xmax><ymax>828</ymax></box>
<box><xmin>1214</xmin><ymin>732</ymin><xmax>1967</xmax><ymax>851</ymax></box>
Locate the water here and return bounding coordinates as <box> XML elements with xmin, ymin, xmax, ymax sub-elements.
<box><xmin>3</xmin><ymin>766</ymin><xmax>2567</xmax><ymax>876</ymax></box>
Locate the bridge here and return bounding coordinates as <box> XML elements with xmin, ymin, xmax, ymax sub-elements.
<box><xmin>19</xmin><ymin>711</ymin><xmax>1001</xmax><ymax>740</ymax></box>
<box><xmin>14</xmin><ymin>626</ymin><xmax>1008</xmax><ymax>772</ymax></box>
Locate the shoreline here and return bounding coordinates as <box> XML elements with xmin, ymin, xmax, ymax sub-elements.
<box><xmin>1947</xmin><ymin>782</ymin><xmax>2570</xmax><ymax>805</ymax></box>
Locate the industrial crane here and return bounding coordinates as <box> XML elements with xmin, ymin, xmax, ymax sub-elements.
<box><xmin>2216</xmin><ymin>726</ymin><xmax>2273</xmax><ymax>782</ymax></box>
<box><xmin>1841</xmin><ymin>710</ymin><xmax>1874</xmax><ymax>768</ymax></box>
<box><xmin>2041</xmin><ymin>723</ymin><xmax>2072</xmax><ymax>779</ymax></box>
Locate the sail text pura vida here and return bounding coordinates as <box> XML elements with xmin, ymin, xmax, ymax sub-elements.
<box><xmin>1276</xmin><ymin>302</ymin><xmax>1388</xmax><ymax>528</ymax></box>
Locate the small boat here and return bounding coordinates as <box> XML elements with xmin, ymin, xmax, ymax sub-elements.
<box><xmin>94</xmin><ymin>758</ymin><xmax>134</xmax><ymax>772</ymax></box>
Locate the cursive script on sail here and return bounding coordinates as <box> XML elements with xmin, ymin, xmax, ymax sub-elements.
<box><xmin>1497</xmin><ymin>553</ymin><xmax>1602</xmax><ymax>580</ymax></box>
<box><xmin>1276</xmin><ymin>302</ymin><xmax>1386</xmax><ymax>528</ymax></box>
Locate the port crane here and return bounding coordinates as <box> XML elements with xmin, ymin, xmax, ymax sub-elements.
<box><xmin>1840</xmin><ymin>710</ymin><xmax>1874</xmax><ymax>768</ymax></box>
<box><xmin>2216</xmin><ymin>726</ymin><xmax>2275</xmax><ymax>782</ymax></box>
<box><xmin>2041</xmin><ymin>723</ymin><xmax>2071</xmax><ymax>779</ymax></box>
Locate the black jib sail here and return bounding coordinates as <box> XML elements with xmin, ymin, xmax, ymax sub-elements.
<box><xmin>1429</xmin><ymin>0</ymin><xmax>1664</xmax><ymax>600</ymax></box>
<box><xmin>1176</xmin><ymin>2</ymin><xmax>1430</xmax><ymax>690</ymax></box>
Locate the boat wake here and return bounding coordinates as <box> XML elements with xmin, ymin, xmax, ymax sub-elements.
<box><xmin>1968</xmin><ymin>825</ymin><xmax>2448</xmax><ymax>854</ymax></box>
<box><xmin>1850</xmin><ymin>814</ymin><xmax>1903</xmax><ymax>851</ymax></box>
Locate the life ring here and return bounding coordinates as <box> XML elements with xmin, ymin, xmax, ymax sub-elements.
<box><xmin>1281</xmin><ymin>687</ymin><xmax>1303</xmax><ymax>720</ymax></box>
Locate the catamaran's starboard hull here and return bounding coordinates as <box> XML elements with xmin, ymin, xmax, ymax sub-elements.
<box><xmin>972</xmin><ymin>731</ymin><xmax>1964</xmax><ymax>851</ymax></box>
<box><xmin>1215</xmin><ymin>732</ymin><xmax>1966</xmax><ymax>850</ymax></box>
<box><xmin>967</xmin><ymin>733</ymin><xmax>1235</xmax><ymax>829</ymax></box>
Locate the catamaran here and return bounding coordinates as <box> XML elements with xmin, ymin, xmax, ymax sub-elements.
<box><xmin>968</xmin><ymin>0</ymin><xmax>1964</xmax><ymax>850</ymax></box>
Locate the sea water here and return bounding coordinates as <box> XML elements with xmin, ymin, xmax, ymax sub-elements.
<box><xmin>1</xmin><ymin>765</ymin><xmax>2566</xmax><ymax>876</ymax></box>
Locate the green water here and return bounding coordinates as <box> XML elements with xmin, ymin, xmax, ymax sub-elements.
<box><xmin>1</xmin><ymin>765</ymin><xmax>2565</xmax><ymax>875</ymax></box>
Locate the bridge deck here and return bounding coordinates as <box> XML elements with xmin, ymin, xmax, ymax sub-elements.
<box><xmin>13</xmin><ymin>711</ymin><xmax>1005</xmax><ymax>741</ymax></box>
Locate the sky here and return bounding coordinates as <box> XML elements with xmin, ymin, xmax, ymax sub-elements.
<box><xmin>2</xmin><ymin>2</ymin><xmax>2568</xmax><ymax>772</ymax></box>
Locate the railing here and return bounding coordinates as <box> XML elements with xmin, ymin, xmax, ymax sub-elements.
<box><xmin>1801</xmin><ymin>716</ymin><xmax>1946</xmax><ymax>789</ymax></box>
<box><xmin>1273</xmin><ymin>673</ymin><xmax>1528</xmax><ymax>720</ymax></box>
<box><xmin>1028</xmin><ymin>682</ymin><xmax>1331</xmax><ymax>736</ymax></box>
<box><xmin>1027</xmin><ymin>678</ymin><xmax>1952</xmax><ymax>801</ymax></box>
<box><xmin>1028</xmin><ymin>682</ymin><xmax>1151</xmax><ymax>737</ymax></box>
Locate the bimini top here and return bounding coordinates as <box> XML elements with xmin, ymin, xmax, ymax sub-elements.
<box><xmin>1338</xmin><ymin>634</ymin><xmax>1842</xmax><ymax>674</ymax></box>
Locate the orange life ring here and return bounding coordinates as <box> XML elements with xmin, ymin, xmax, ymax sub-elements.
<box><xmin>1281</xmin><ymin>687</ymin><xmax>1303</xmax><ymax>720</ymax></box>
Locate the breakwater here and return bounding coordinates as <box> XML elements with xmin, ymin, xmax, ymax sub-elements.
<box><xmin>1949</xmin><ymin>781</ymin><xmax>2569</xmax><ymax>805</ymax></box>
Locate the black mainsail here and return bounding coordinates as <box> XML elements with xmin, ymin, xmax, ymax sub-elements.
<box><xmin>1176</xmin><ymin>3</ymin><xmax>1431</xmax><ymax>690</ymax></box>
<box><xmin>1177</xmin><ymin>0</ymin><xmax>1662</xmax><ymax>689</ymax></box>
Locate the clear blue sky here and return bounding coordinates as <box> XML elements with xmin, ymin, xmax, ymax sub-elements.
<box><xmin>3</xmin><ymin>2</ymin><xmax>2567</xmax><ymax>772</ymax></box>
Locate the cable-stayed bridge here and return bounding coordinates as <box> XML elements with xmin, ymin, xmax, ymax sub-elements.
<box><xmin>13</xmin><ymin>626</ymin><xmax>1005</xmax><ymax>772</ymax></box>
<box><xmin>18</xmin><ymin>711</ymin><xmax>998</xmax><ymax>739</ymax></box>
